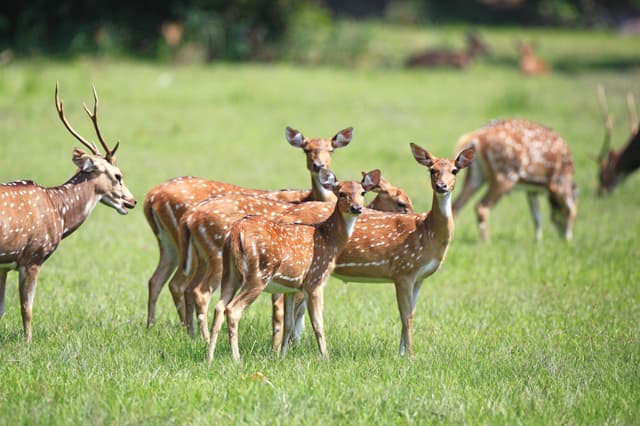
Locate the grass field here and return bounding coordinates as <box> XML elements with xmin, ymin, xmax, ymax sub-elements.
<box><xmin>0</xmin><ymin>25</ymin><xmax>639</xmax><ymax>424</ymax></box>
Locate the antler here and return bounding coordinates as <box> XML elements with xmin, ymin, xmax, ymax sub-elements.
<box><xmin>55</xmin><ymin>82</ymin><xmax>100</xmax><ymax>155</ymax></box>
<box><xmin>82</xmin><ymin>85</ymin><xmax>119</xmax><ymax>161</ymax></box>
<box><xmin>597</xmin><ymin>85</ymin><xmax>614</xmax><ymax>161</ymax></box>
<box><xmin>627</xmin><ymin>92</ymin><xmax>638</xmax><ymax>135</ymax></box>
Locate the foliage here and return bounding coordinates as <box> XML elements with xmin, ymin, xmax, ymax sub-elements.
<box><xmin>0</xmin><ymin>26</ymin><xmax>639</xmax><ymax>424</ymax></box>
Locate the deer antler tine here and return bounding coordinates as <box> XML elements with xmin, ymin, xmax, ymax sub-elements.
<box><xmin>54</xmin><ymin>82</ymin><xmax>100</xmax><ymax>155</ymax></box>
<box><xmin>627</xmin><ymin>92</ymin><xmax>638</xmax><ymax>135</ymax></box>
<box><xmin>596</xmin><ymin>85</ymin><xmax>614</xmax><ymax>162</ymax></box>
<box><xmin>82</xmin><ymin>84</ymin><xmax>113</xmax><ymax>158</ymax></box>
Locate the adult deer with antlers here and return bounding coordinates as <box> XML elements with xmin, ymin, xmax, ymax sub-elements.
<box><xmin>272</xmin><ymin>143</ymin><xmax>475</xmax><ymax>356</ymax></box>
<box><xmin>175</xmin><ymin>172</ymin><xmax>412</xmax><ymax>341</ymax></box>
<box><xmin>144</xmin><ymin>126</ymin><xmax>353</xmax><ymax>328</ymax></box>
<box><xmin>207</xmin><ymin>169</ymin><xmax>380</xmax><ymax>362</ymax></box>
<box><xmin>451</xmin><ymin>119</ymin><xmax>577</xmax><ymax>241</ymax></box>
<box><xmin>596</xmin><ymin>86</ymin><xmax>640</xmax><ymax>196</ymax></box>
<box><xmin>0</xmin><ymin>83</ymin><xmax>136</xmax><ymax>341</ymax></box>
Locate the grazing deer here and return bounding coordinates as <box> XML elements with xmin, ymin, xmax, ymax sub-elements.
<box><xmin>596</xmin><ymin>86</ymin><xmax>640</xmax><ymax>195</ymax></box>
<box><xmin>177</xmin><ymin>173</ymin><xmax>413</xmax><ymax>341</ymax></box>
<box><xmin>207</xmin><ymin>169</ymin><xmax>380</xmax><ymax>362</ymax></box>
<box><xmin>273</xmin><ymin>143</ymin><xmax>475</xmax><ymax>356</ymax></box>
<box><xmin>452</xmin><ymin>119</ymin><xmax>577</xmax><ymax>241</ymax></box>
<box><xmin>406</xmin><ymin>32</ymin><xmax>490</xmax><ymax>69</ymax></box>
<box><xmin>517</xmin><ymin>41</ymin><xmax>549</xmax><ymax>76</ymax></box>
<box><xmin>0</xmin><ymin>83</ymin><xmax>136</xmax><ymax>341</ymax></box>
<box><xmin>144</xmin><ymin>126</ymin><xmax>353</xmax><ymax>328</ymax></box>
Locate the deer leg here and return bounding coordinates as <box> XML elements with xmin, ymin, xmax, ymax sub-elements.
<box><xmin>394</xmin><ymin>279</ymin><xmax>414</xmax><ymax>356</ymax></box>
<box><xmin>18</xmin><ymin>264</ymin><xmax>40</xmax><ymax>343</ymax></box>
<box><xmin>225</xmin><ymin>284</ymin><xmax>265</xmax><ymax>363</ymax></box>
<box><xmin>306</xmin><ymin>286</ymin><xmax>328</xmax><ymax>359</ymax></box>
<box><xmin>452</xmin><ymin>163</ymin><xmax>484</xmax><ymax>216</ymax></box>
<box><xmin>280</xmin><ymin>293</ymin><xmax>297</xmax><ymax>356</ymax></box>
<box><xmin>292</xmin><ymin>292</ymin><xmax>307</xmax><ymax>345</ymax></box>
<box><xmin>0</xmin><ymin>269</ymin><xmax>8</xmax><ymax>318</ymax></box>
<box><xmin>271</xmin><ymin>294</ymin><xmax>284</xmax><ymax>352</ymax></box>
<box><xmin>147</xmin><ymin>237</ymin><xmax>178</xmax><ymax>328</ymax></box>
<box><xmin>526</xmin><ymin>191</ymin><xmax>543</xmax><ymax>241</ymax></box>
<box><xmin>184</xmin><ymin>255</ymin><xmax>207</xmax><ymax>337</ymax></box>
<box><xmin>192</xmin><ymin>280</ymin><xmax>213</xmax><ymax>342</ymax></box>
<box><xmin>475</xmin><ymin>180</ymin><xmax>512</xmax><ymax>242</ymax></box>
<box><xmin>208</xmin><ymin>253</ymin><xmax>241</xmax><ymax>363</ymax></box>
<box><xmin>167</xmin><ymin>270</ymin><xmax>188</xmax><ymax>328</ymax></box>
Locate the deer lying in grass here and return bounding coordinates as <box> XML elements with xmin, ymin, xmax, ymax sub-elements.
<box><xmin>596</xmin><ymin>86</ymin><xmax>640</xmax><ymax>195</ymax></box>
<box><xmin>207</xmin><ymin>169</ymin><xmax>380</xmax><ymax>362</ymax></box>
<box><xmin>0</xmin><ymin>83</ymin><xmax>136</xmax><ymax>341</ymax></box>
<box><xmin>177</xmin><ymin>173</ymin><xmax>413</xmax><ymax>340</ymax></box>
<box><xmin>144</xmin><ymin>126</ymin><xmax>353</xmax><ymax>328</ymax></box>
<box><xmin>406</xmin><ymin>32</ymin><xmax>490</xmax><ymax>69</ymax></box>
<box><xmin>273</xmin><ymin>143</ymin><xmax>475</xmax><ymax>356</ymax></box>
<box><xmin>517</xmin><ymin>41</ymin><xmax>550</xmax><ymax>76</ymax></box>
<box><xmin>452</xmin><ymin>119</ymin><xmax>577</xmax><ymax>241</ymax></box>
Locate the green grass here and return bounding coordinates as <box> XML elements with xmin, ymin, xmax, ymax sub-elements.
<box><xmin>0</xmin><ymin>26</ymin><xmax>639</xmax><ymax>424</ymax></box>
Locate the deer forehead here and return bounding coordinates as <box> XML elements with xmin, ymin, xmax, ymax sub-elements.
<box><xmin>337</xmin><ymin>181</ymin><xmax>365</xmax><ymax>195</ymax></box>
<box><xmin>305</xmin><ymin>138</ymin><xmax>334</xmax><ymax>153</ymax></box>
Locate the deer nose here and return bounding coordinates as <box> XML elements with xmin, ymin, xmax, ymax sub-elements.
<box><xmin>312</xmin><ymin>162</ymin><xmax>325</xmax><ymax>172</ymax></box>
<box><xmin>435</xmin><ymin>182</ymin><xmax>448</xmax><ymax>193</ymax></box>
<box><xmin>350</xmin><ymin>205</ymin><xmax>363</xmax><ymax>214</ymax></box>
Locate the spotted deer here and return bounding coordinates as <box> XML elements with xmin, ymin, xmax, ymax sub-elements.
<box><xmin>367</xmin><ymin>174</ymin><xmax>414</xmax><ymax>214</ymax></box>
<box><xmin>207</xmin><ymin>169</ymin><xmax>380</xmax><ymax>362</ymax></box>
<box><xmin>405</xmin><ymin>32</ymin><xmax>490</xmax><ymax>69</ymax></box>
<box><xmin>144</xmin><ymin>126</ymin><xmax>353</xmax><ymax>329</ymax></box>
<box><xmin>452</xmin><ymin>119</ymin><xmax>577</xmax><ymax>241</ymax></box>
<box><xmin>596</xmin><ymin>86</ymin><xmax>640</xmax><ymax>195</ymax></box>
<box><xmin>0</xmin><ymin>83</ymin><xmax>136</xmax><ymax>341</ymax></box>
<box><xmin>517</xmin><ymin>41</ymin><xmax>549</xmax><ymax>76</ymax></box>
<box><xmin>272</xmin><ymin>143</ymin><xmax>475</xmax><ymax>356</ymax></box>
<box><xmin>177</xmin><ymin>173</ymin><xmax>413</xmax><ymax>341</ymax></box>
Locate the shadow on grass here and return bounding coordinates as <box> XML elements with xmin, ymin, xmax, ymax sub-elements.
<box><xmin>553</xmin><ymin>57</ymin><xmax>640</xmax><ymax>74</ymax></box>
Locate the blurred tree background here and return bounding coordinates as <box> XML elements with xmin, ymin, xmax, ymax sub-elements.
<box><xmin>0</xmin><ymin>0</ymin><xmax>638</xmax><ymax>61</ymax></box>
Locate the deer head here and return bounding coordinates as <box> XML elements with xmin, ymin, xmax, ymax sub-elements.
<box><xmin>286</xmin><ymin>126</ymin><xmax>352</xmax><ymax>173</ymax></box>
<box><xmin>56</xmin><ymin>82</ymin><xmax>136</xmax><ymax>214</ymax></box>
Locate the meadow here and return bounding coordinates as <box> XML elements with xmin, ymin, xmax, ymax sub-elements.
<box><xmin>0</xmin><ymin>25</ymin><xmax>639</xmax><ymax>424</ymax></box>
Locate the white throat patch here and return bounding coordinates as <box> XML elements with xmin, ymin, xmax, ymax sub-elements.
<box><xmin>436</xmin><ymin>192</ymin><xmax>452</xmax><ymax>217</ymax></box>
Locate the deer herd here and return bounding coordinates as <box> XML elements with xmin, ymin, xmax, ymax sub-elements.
<box><xmin>0</xmin><ymin>81</ymin><xmax>638</xmax><ymax>362</ymax></box>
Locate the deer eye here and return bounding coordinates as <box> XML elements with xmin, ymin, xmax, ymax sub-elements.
<box><xmin>361</xmin><ymin>192</ymin><xmax>366</xmax><ymax>196</ymax></box>
<box><xmin>338</xmin><ymin>192</ymin><xmax>346</xmax><ymax>198</ymax></box>
<box><xmin>452</xmin><ymin>169</ymin><xmax>458</xmax><ymax>175</ymax></box>
<box><xmin>429</xmin><ymin>169</ymin><xmax>437</xmax><ymax>176</ymax></box>
<box><xmin>397</xmin><ymin>201</ymin><xmax>406</xmax><ymax>208</ymax></box>
<box><xmin>115</xmin><ymin>174</ymin><xmax>123</xmax><ymax>183</ymax></box>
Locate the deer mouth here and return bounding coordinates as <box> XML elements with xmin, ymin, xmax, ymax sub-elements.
<box><xmin>101</xmin><ymin>194</ymin><xmax>136</xmax><ymax>215</ymax></box>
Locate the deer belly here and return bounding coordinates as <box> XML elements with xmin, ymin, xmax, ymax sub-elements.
<box><xmin>264</xmin><ymin>279</ymin><xmax>301</xmax><ymax>294</ymax></box>
<box><xmin>332</xmin><ymin>261</ymin><xmax>394</xmax><ymax>284</ymax></box>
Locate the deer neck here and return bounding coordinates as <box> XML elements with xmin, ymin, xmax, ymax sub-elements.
<box><xmin>47</xmin><ymin>172</ymin><xmax>101</xmax><ymax>238</ymax></box>
<box><xmin>310</xmin><ymin>173</ymin><xmax>337</xmax><ymax>202</ymax></box>
<box><xmin>317</xmin><ymin>204</ymin><xmax>357</xmax><ymax>252</ymax></box>
<box><xmin>423</xmin><ymin>191</ymin><xmax>455</xmax><ymax>244</ymax></box>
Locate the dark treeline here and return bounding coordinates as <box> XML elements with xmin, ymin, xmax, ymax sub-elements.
<box><xmin>1</xmin><ymin>0</ymin><xmax>638</xmax><ymax>60</ymax></box>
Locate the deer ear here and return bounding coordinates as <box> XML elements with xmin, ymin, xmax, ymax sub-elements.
<box><xmin>332</xmin><ymin>127</ymin><xmax>353</xmax><ymax>148</ymax></box>
<box><xmin>410</xmin><ymin>143</ymin><xmax>435</xmax><ymax>167</ymax></box>
<box><xmin>318</xmin><ymin>168</ymin><xmax>337</xmax><ymax>190</ymax></box>
<box><xmin>72</xmin><ymin>148</ymin><xmax>96</xmax><ymax>172</ymax></box>
<box><xmin>455</xmin><ymin>147</ymin><xmax>475</xmax><ymax>169</ymax></box>
<box><xmin>361</xmin><ymin>169</ymin><xmax>381</xmax><ymax>192</ymax></box>
<box><xmin>286</xmin><ymin>127</ymin><xmax>305</xmax><ymax>148</ymax></box>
